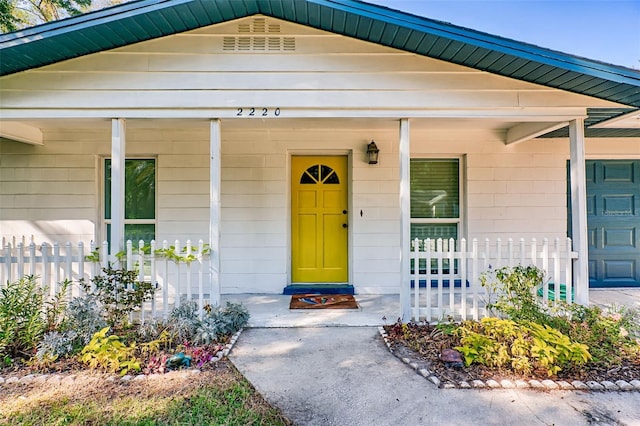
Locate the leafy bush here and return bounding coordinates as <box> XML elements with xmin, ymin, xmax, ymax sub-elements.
<box><xmin>136</xmin><ymin>320</ymin><xmax>166</xmax><ymax>343</ymax></box>
<box><xmin>481</xmin><ymin>265</ymin><xmax>549</xmax><ymax>323</ymax></box>
<box><xmin>79</xmin><ymin>327</ymin><xmax>140</xmax><ymax>375</ymax></box>
<box><xmin>80</xmin><ymin>265</ymin><xmax>155</xmax><ymax>330</ymax></box>
<box><xmin>161</xmin><ymin>300</ymin><xmax>249</xmax><ymax>346</ymax></box>
<box><xmin>195</xmin><ymin>302</ymin><xmax>249</xmax><ymax>344</ymax></box>
<box><xmin>527</xmin><ymin>322</ymin><xmax>591</xmax><ymax>376</ymax></box>
<box><xmin>35</xmin><ymin>330</ymin><xmax>77</xmax><ymax>363</ymax></box>
<box><xmin>64</xmin><ymin>295</ymin><xmax>108</xmax><ymax>346</ymax></box>
<box><xmin>44</xmin><ymin>279</ymin><xmax>71</xmax><ymax>332</ymax></box>
<box><xmin>166</xmin><ymin>300</ymin><xmax>201</xmax><ymax>343</ymax></box>
<box><xmin>551</xmin><ymin>304</ymin><xmax>640</xmax><ymax>366</ymax></box>
<box><xmin>0</xmin><ymin>276</ymin><xmax>46</xmax><ymax>360</ymax></box>
<box><xmin>480</xmin><ymin>264</ymin><xmax>640</xmax><ymax>369</ymax></box>
<box><xmin>455</xmin><ymin>317</ymin><xmax>590</xmax><ymax>376</ymax></box>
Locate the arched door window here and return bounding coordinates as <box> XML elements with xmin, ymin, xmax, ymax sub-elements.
<box><xmin>300</xmin><ymin>165</ymin><xmax>340</xmax><ymax>184</ymax></box>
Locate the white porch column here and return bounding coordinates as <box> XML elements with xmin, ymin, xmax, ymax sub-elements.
<box><xmin>110</xmin><ymin>118</ymin><xmax>126</xmax><ymax>258</ymax></box>
<box><xmin>399</xmin><ymin>118</ymin><xmax>411</xmax><ymax>321</ymax></box>
<box><xmin>569</xmin><ymin>118</ymin><xmax>589</xmax><ymax>305</ymax></box>
<box><xmin>209</xmin><ymin>119</ymin><xmax>222</xmax><ymax>306</ymax></box>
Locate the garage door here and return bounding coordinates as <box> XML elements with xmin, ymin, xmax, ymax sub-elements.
<box><xmin>584</xmin><ymin>160</ymin><xmax>640</xmax><ymax>288</ymax></box>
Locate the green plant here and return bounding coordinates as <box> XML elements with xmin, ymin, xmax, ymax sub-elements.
<box><xmin>84</xmin><ymin>248</ymin><xmax>101</xmax><ymax>263</ymax></box>
<box><xmin>481</xmin><ymin>265</ymin><xmax>550</xmax><ymax>323</ymax></box>
<box><xmin>44</xmin><ymin>279</ymin><xmax>71</xmax><ymax>332</ymax></box>
<box><xmin>455</xmin><ymin>317</ymin><xmax>591</xmax><ymax>376</ymax></box>
<box><xmin>552</xmin><ymin>304</ymin><xmax>640</xmax><ymax>366</ymax></box>
<box><xmin>195</xmin><ymin>302</ymin><xmax>249</xmax><ymax>344</ymax></box>
<box><xmin>136</xmin><ymin>319</ymin><xmax>166</xmax><ymax>342</ymax></box>
<box><xmin>64</xmin><ymin>294</ymin><xmax>108</xmax><ymax>346</ymax></box>
<box><xmin>34</xmin><ymin>330</ymin><xmax>77</xmax><ymax>364</ymax></box>
<box><xmin>79</xmin><ymin>327</ymin><xmax>140</xmax><ymax>375</ymax></box>
<box><xmin>80</xmin><ymin>265</ymin><xmax>155</xmax><ymax>330</ymax></box>
<box><xmin>0</xmin><ymin>276</ymin><xmax>46</xmax><ymax>360</ymax></box>
<box><xmin>166</xmin><ymin>300</ymin><xmax>201</xmax><ymax>343</ymax></box>
<box><xmin>527</xmin><ymin>322</ymin><xmax>591</xmax><ymax>376</ymax></box>
<box><xmin>154</xmin><ymin>244</ymin><xmax>211</xmax><ymax>265</ymax></box>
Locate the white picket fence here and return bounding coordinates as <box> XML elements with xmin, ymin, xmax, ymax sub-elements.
<box><xmin>0</xmin><ymin>237</ymin><xmax>212</xmax><ymax>321</ymax></box>
<box><xmin>410</xmin><ymin>237</ymin><xmax>578</xmax><ymax>323</ymax></box>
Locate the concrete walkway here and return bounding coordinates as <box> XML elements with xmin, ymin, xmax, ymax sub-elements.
<box><xmin>230</xmin><ymin>327</ymin><xmax>640</xmax><ymax>426</ymax></box>
<box><xmin>222</xmin><ymin>288</ymin><xmax>640</xmax><ymax>329</ymax></box>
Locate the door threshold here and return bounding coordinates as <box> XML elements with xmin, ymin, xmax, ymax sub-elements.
<box><xmin>283</xmin><ymin>284</ymin><xmax>355</xmax><ymax>295</ymax></box>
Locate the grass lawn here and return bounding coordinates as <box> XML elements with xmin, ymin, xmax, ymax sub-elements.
<box><xmin>0</xmin><ymin>360</ymin><xmax>290</xmax><ymax>426</ymax></box>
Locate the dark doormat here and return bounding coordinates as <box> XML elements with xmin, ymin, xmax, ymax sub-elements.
<box><xmin>289</xmin><ymin>294</ymin><xmax>359</xmax><ymax>310</ymax></box>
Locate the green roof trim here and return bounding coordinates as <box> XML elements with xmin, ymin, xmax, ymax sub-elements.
<box><xmin>1</xmin><ymin>0</ymin><xmax>639</xmax><ymax>108</ymax></box>
<box><xmin>540</xmin><ymin>108</ymin><xmax>640</xmax><ymax>138</ymax></box>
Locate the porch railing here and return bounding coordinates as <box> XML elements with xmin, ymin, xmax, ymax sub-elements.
<box><xmin>0</xmin><ymin>237</ymin><xmax>212</xmax><ymax>321</ymax></box>
<box><xmin>410</xmin><ymin>237</ymin><xmax>578</xmax><ymax>323</ymax></box>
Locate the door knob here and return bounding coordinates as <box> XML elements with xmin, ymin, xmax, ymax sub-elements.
<box><xmin>342</xmin><ymin>223</ymin><xmax>348</xmax><ymax>228</ymax></box>
<box><xmin>343</xmin><ymin>210</ymin><xmax>348</xmax><ymax>214</ymax></box>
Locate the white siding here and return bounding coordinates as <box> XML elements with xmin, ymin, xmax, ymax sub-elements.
<box><xmin>0</xmin><ymin>16</ymin><xmax>611</xmax><ymax>113</ymax></box>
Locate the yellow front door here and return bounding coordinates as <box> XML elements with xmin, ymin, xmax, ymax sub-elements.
<box><xmin>291</xmin><ymin>156</ymin><xmax>348</xmax><ymax>282</ymax></box>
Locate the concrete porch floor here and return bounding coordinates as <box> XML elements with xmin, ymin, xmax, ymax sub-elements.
<box><xmin>222</xmin><ymin>288</ymin><xmax>640</xmax><ymax>327</ymax></box>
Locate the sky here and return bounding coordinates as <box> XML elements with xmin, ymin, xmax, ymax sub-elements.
<box><xmin>366</xmin><ymin>0</ymin><xmax>640</xmax><ymax>69</ymax></box>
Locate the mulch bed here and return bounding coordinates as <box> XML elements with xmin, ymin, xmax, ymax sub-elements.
<box><xmin>383</xmin><ymin>322</ymin><xmax>640</xmax><ymax>385</ymax></box>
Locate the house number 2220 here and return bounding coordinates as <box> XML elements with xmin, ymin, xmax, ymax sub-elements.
<box><xmin>236</xmin><ymin>107</ymin><xmax>281</xmax><ymax>117</ymax></box>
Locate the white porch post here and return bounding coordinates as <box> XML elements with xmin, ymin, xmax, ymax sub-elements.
<box><xmin>399</xmin><ymin>118</ymin><xmax>411</xmax><ymax>321</ymax></box>
<box><xmin>110</xmin><ymin>118</ymin><xmax>126</xmax><ymax>259</ymax></box>
<box><xmin>209</xmin><ymin>119</ymin><xmax>222</xmax><ymax>306</ymax></box>
<box><xmin>569</xmin><ymin>118</ymin><xmax>589</xmax><ymax>305</ymax></box>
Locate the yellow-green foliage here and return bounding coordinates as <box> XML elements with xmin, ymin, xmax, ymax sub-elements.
<box><xmin>527</xmin><ymin>322</ymin><xmax>591</xmax><ymax>376</ymax></box>
<box><xmin>455</xmin><ymin>318</ymin><xmax>591</xmax><ymax>376</ymax></box>
<box><xmin>79</xmin><ymin>327</ymin><xmax>140</xmax><ymax>376</ymax></box>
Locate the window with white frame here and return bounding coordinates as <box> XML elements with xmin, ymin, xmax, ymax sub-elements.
<box><xmin>104</xmin><ymin>158</ymin><xmax>156</xmax><ymax>246</ymax></box>
<box><xmin>410</xmin><ymin>158</ymin><xmax>461</xmax><ymax>274</ymax></box>
<box><xmin>410</xmin><ymin>158</ymin><xmax>460</xmax><ymax>242</ymax></box>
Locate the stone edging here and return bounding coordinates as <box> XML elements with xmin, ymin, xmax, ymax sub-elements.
<box><xmin>378</xmin><ymin>327</ymin><xmax>640</xmax><ymax>392</ymax></box>
<box><xmin>0</xmin><ymin>329</ymin><xmax>244</xmax><ymax>387</ymax></box>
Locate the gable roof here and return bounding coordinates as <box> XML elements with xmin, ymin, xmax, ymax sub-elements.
<box><xmin>1</xmin><ymin>0</ymin><xmax>639</xmax><ymax>111</ymax></box>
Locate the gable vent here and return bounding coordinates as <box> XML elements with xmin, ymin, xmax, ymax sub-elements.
<box><xmin>223</xmin><ymin>18</ymin><xmax>295</xmax><ymax>52</ymax></box>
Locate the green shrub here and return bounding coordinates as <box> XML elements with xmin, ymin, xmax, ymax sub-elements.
<box><xmin>479</xmin><ymin>264</ymin><xmax>640</xmax><ymax>369</ymax></box>
<box><xmin>167</xmin><ymin>300</ymin><xmax>201</xmax><ymax>343</ymax></box>
<box><xmin>79</xmin><ymin>327</ymin><xmax>140</xmax><ymax>375</ymax></box>
<box><xmin>64</xmin><ymin>294</ymin><xmax>108</xmax><ymax>346</ymax></box>
<box><xmin>0</xmin><ymin>276</ymin><xmax>46</xmax><ymax>360</ymax></box>
<box><xmin>455</xmin><ymin>317</ymin><xmax>590</xmax><ymax>376</ymax></box>
<box><xmin>481</xmin><ymin>265</ymin><xmax>549</xmax><ymax>323</ymax></box>
<box><xmin>195</xmin><ymin>302</ymin><xmax>249</xmax><ymax>344</ymax></box>
<box><xmin>551</xmin><ymin>304</ymin><xmax>640</xmax><ymax>366</ymax></box>
<box><xmin>527</xmin><ymin>322</ymin><xmax>591</xmax><ymax>376</ymax></box>
<box><xmin>35</xmin><ymin>330</ymin><xmax>77</xmax><ymax>364</ymax></box>
<box><xmin>44</xmin><ymin>279</ymin><xmax>71</xmax><ymax>332</ymax></box>
<box><xmin>80</xmin><ymin>265</ymin><xmax>155</xmax><ymax>330</ymax></box>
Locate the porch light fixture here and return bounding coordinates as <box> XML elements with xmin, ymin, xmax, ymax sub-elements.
<box><xmin>367</xmin><ymin>140</ymin><xmax>379</xmax><ymax>164</ymax></box>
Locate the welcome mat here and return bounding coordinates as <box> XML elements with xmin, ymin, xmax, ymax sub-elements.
<box><xmin>289</xmin><ymin>294</ymin><xmax>359</xmax><ymax>310</ymax></box>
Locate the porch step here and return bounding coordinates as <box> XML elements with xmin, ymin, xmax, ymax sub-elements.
<box><xmin>283</xmin><ymin>284</ymin><xmax>355</xmax><ymax>295</ymax></box>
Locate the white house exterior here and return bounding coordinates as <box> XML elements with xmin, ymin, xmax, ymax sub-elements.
<box><xmin>1</xmin><ymin>0</ymin><xmax>639</xmax><ymax>320</ymax></box>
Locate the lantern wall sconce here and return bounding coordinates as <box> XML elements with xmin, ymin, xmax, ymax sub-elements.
<box><xmin>366</xmin><ymin>141</ymin><xmax>379</xmax><ymax>164</ymax></box>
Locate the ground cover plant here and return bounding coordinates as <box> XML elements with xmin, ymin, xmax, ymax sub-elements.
<box><xmin>0</xmin><ymin>270</ymin><xmax>286</xmax><ymax>425</ymax></box>
<box><xmin>385</xmin><ymin>265</ymin><xmax>640</xmax><ymax>384</ymax></box>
